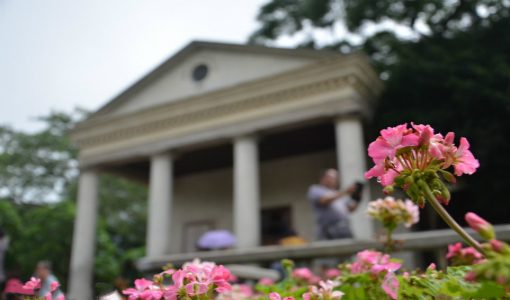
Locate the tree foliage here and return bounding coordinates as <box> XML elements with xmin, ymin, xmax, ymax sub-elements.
<box><xmin>0</xmin><ymin>111</ymin><xmax>147</xmax><ymax>292</ymax></box>
<box><xmin>250</xmin><ymin>0</ymin><xmax>510</xmax><ymax>226</ymax></box>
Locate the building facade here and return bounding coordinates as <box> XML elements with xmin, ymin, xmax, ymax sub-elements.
<box><xmin>67</xmin><ymin>41</ymin><xmax>384</xmax><ymax>299</ymax></box>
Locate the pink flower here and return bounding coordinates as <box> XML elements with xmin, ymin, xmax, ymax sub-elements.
<box><xmin>22</xmin><ymin>277</ymin><xmax>41</xmax><ymax>290</ymax></box>
<box><xmin>303</xmin><ymin>280</ymin><xmax>344</xmax><ymax>300</ymax></box>
<box><xmin>465</xmin><ymin>212</ymin><xmax>495</xmax><ymax>240</ymax></box>
<box><xmin>351</xmin><ymin>250</ymin><xmax>400</xmax><ymax>276</ymax></box>
<box><xmin>446</xmin><ymin>243</ymin><xmax>462</xmax><ymax>259</ymax></box>
<box><xmin>50</xmin><ymin>281</ymin><xmax>60</xmax><ymax>292</ymax></box>
<box><xmin>446</xmin><ymin>243</ymin><xmax>484</xmax><ymax>265</ymax></box>
<box><xmin>292</xmin><ymin>267</ymin><xmax>313</xmax><ymax>280</ymax></box>
<box><xmin>368</xmin><ymin>124</ymin><xmax>418</xmax><ymax>160</ymax></box>
<box><xmin>55</xmin><ymin>295</ymin><xmax>66</xmax><ymax>300</ymax></box>
<box><xmin>325</xmin><ymin>269</ymin><xmax>342</xmax><ymax>279</ymax></box>
<box><xmin>489</xmin><ymin>239</ymin><xmax>504</xmax><ymax>253</ymax></box>
<box><xmin>123</xmin><ymin>278</ymin><xmax>156</xmax><ymax>300</ymax></box>
<box><xmin>269</xmin><ymin>292</ymin><xmax>295</xmax><ymax>300</ymax></box>
<box><xmin>381</xmin><ymin>272</ymin><xmax>399</xmax><ymax>299</ymax></box>
<box><xmin>45</xmin><ymin>292</ymin><xmax>52</xmax><ymax>300</ymax></box>
<box><xmin>453</xmin><ymin>138</ymin><xmax>479</xmax><ymax>176</ymax></box>
<box><xmin>258</xmin><ymin>278</ymin><xmax>275</xmax><ymax>285</ymax></box>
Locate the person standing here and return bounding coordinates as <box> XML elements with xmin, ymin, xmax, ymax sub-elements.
<box><xmin>308</xmin><ymin>169</ymin><xmax>359</xmax><ymax>240</ymax></box>
<box><xmin>34</xmin><ymin>261</ymin><xmax>64</xmax><ymax>299</ymax></box>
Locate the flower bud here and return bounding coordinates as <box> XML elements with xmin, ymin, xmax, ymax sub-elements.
<box><xmin>153</xmin><ymin>274</ymin><xmax>163</xmax><ymax>284</ymax></box>
<box><xmin>281</xmin><ymin>259</ymin><xmax>295</xmax><ymax>269</ymax></box>
<box><xmin>438</xmin><ymin>189</ymin><xmax>450</xmax><ymax>205</ymax></box>
<box><xmin>490</xmin><ymin>240</ymin><xmax>504</xmax><ymax>253</ymax></box>
<box><xmin>383</xmin><ymin>185</ymin><xmax>394</xmax><ymax>195</ymax></box>
<box><xmin>465</xmin><ymin>213</ymin><xmax>495</xmax><ymax>240</ymax></box>
<box><xmin>419</xmin><ymin>127</ymin><xmax>432</xmax><ymax>147</ymax></box>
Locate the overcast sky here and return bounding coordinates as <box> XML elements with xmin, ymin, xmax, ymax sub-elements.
<box><xmin>0</xmin><ymin>0</ymin><xmax>274</xmax><ymax>132</ymax></box>
<box><xmin>0</xmin><ymin>1</ymin><xmax>422</xmax><ymax>133</ymax></box>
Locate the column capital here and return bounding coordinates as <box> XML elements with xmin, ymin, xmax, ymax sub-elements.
<box><xmin>232</xmin><ymin>133</ymin><xmax>260</xmax><ymax>143</ymax></box>
<box><xmin>332</xmin><ymin>112</ymin><xmax>364</xmax><ymax>124</ymax></box>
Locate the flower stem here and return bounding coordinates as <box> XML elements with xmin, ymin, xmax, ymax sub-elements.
<box><xmin>386</xmin><ymin>227</ymin><xmax>394</xmax><ymax>255</ymax></box>
<box><xmin>422</xmin><ymin>184</ymin><xmax>487</xmax><ymax>256</ymax></box>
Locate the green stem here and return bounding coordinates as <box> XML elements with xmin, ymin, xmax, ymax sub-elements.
<box><xmin>422</xmin><ymin>184</ymin><xmax>488</xmax><ymax>257</ymax></box>
<box><xmin>386</xmin><ymin>227</ymin><xmax>394</xmax><ymax>255</ymax></box>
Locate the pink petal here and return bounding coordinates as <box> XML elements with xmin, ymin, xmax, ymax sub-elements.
<box><xmin>457</xmin><ymin>137</ymin><xmax>470</xmax><ymax>155</ymax></box>
<box><xmin>269</xmin><ymin>292</ymin><xmax>281</xmax><ymax>300</ymax></box>
<box><xmin>401</xmin><ymin>134</ymin><xmax>419</xmax><ymax>147</ymax></box>
<box><xmin>445</xmin><ymin>132</ymin><xmax>454</xmax><ymax>144</ymax></box>
<box><xmin>134</xmin><ymin>278</ymin><xmax>153</xmax><ymax>291</ymax></box>
<box><xmin>380</xmin><ymin>169</ymin><xmax>399</xmax><ymax>187</ymax></box>
<box><xmin>365</xmin><ymin>162</ymin><xmax>385</xmax><ymax>179</ymax></box>
<box><xmin>380</xmin><ymin>124</ymin><xmax>406</xmax><ymax>147</ymax></box>
<box><xmin>381</xmin><ymin>273</ymin><xmax>399</xmax><ymax>300</ymax></box>
<box><xmin>368</xmin><ymin>140</ymin><xmax>394</xmax><ymax>160</ymax></box>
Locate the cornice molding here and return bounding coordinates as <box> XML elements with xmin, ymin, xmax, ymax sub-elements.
<box><xmin>71</xmin><ymin>54</ymin><xmax>384</xmax><ymax>152</ymax></box>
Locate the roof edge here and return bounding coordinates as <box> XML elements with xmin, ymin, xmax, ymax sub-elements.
<box><xmin>88</xmin><ymin>41</ymin><xmax>344</xmax><ymax>119</ymax></box>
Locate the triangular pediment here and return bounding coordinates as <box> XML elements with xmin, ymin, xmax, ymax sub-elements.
<box><xmin>91</xmin><ymin>41</ymin><xmax>344</xmax><ymax>118</ymax></box>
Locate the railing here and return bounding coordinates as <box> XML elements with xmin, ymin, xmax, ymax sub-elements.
<box><xmin>137</xmin><ymin>224</ymin><xmax>510</xmax><ymax>273</ymax></box>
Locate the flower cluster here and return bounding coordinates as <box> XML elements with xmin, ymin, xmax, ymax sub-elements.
<box><xmin>366</xmin><ymin>196</ymin><xmax>419</xmax><ymax>229</ymax></box>
<box><xmin>291</xmin><ymin>267</ymin><xmax>321</xmax><ymax>284</ymax></box>
<box><xmin>216</xmin><ymin>284</ymin><xmax>253</xmax><ymax>300</ymax></box>
<box><xmin>350</xmin><ymin>250</ymin><xmax>401</xmax><ymax>277</ymax></box>
<box><xmin>12</xmin><ymin>277</ymin><xmax>65</xmax><ymax>300</ymax></box>
<box><xmin>269</xmin><ymin>292</ymin><xmax>295</xmax><ymax>300</ymax></box>
<box><xmin>446</xmin><ymin>243</ymin><xmax>485</xmax><ymax>266</ymax></box>
<box><xmin>348</xmin><ymin>250</ymin><xmax>402</xmax><ymax>299</ymax></box>
<box><xmin>123</xmin><ymin>259</ymin><xmax>232</xmax><ymax>300</ymax></box>
<box><xmin>365</xmin><ymin>123</ymin><xmax>479</xmax><ymax>207</ymax></box>
<box><xmin>303</xmin><ymin>280</ymin><xmax>344</xmax><ymax>300</ymax></box>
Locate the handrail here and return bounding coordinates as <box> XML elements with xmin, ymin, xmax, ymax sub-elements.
<box><xmin>137</xmin><ymin>224</ymin><xmax>510</xmax><ymax>272</ymax></box>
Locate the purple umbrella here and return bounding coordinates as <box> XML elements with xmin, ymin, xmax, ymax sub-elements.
<box><xmin>197</xmin><ymin>230</ymin><xmax>237</xmax><ymax>250</ymax></box>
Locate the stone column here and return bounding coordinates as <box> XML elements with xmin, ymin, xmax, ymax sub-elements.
<box><xmin>68</xmin><ymin>169</ymin><xmax>99</xmax><ymax>300</ymax></box>
<box><xmin>146</xmin><ymin>153</ymin><xmax>173</xmax><ymax>257</ymax></box>
<box><xmin>334</xmin><ymin>115</ymin><xmax>374</xmax><ymax>239</ymax></box>
<box><xmin>233</xmin><ymin>136</ymin><xmax>261</xmax><ymax>248</ymax></box>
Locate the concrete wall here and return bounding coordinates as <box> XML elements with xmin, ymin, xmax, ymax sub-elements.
<box><xmin>170</xmin><ymin>150</ymin><xmax>338</xmax><ymax>254</ymax></box>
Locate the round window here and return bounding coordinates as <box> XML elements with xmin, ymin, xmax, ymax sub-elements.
<box><xmin>192</xmin><ymin>64</ymin><xmax>208</xmax><ymax>81</ymax></box>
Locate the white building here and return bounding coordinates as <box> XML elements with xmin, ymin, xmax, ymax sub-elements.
<box><xmin>67</xmin><ymin>41</ymin><xmax>385</xmax><ymax>299</ymax></box>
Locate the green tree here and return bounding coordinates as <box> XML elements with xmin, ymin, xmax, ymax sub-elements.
<box><xmin>250</xmin><ymin>0</ymin><xmax>510</xmax><ymax>227</ymax></box>
<box><xmin>0</xmin><ymin>110</ymin><xmax>147</xmax><ymax>291</ymax></box>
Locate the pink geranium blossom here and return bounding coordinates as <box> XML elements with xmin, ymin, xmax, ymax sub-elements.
<box><xmin>292</xmin><ymin>267</ymin><xmax>313</xmax><ymax>280</ymax></box>
<box><xmin>22</xmin><ymin>277</ymin><xmax>41</xmax><ymax>291</ymax></box>
<box><xmin>365</xmin><ymin>123</ymin><xmax>479</xmax><ymax>208</ymax></box>
<box><xmin>123</xmin><ymin>278</ymin><xmax>161</xmax><ymax>300</ymax></box>
<box><xmin>325</xmin><ymin>269</ymin><xmax>342</xmax><ymax>279</ymax></box>
<box><xmin>258</xmin><ymin>278</ymin><xmax>275</xmax><ymax>285</ymax></box>
<box><xmin>350</xmin><ymin>250</ymin><xmax>401</xmax><ymax>276</ymax></box>
<box><xmin>303</xmin><ymin>280</ymin><xmax>344</xmax><ymax>300</ymax></box>
<box><xmin>453</xmin><ymin>138</ymin><xmax>479</xmax><ymax>176</ymax></box>
<box><xmin>269</xmin><ymin>292</ymin><xmax>295</xmax><ymax>300</ymax></box>
<box><xmin>446</xmin><ymin>242</ymin><xmax>484</xmax><ymax>266</ymax></box>
<box><xmin>381</xmin><ymin>272</ymin><xmax>399</xmax><ymax>299</ymax></box>
<box><xmin>50</xmin><ymin>281</ymin><xmax>60</xmax><ymax>292</ymax></box>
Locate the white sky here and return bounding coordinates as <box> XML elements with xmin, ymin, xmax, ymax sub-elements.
<box><xmin>0</xmin><ymin>0</ymin><xmax>271</xmax><ymax>132</ymax></box>
<box><xmin>0</xmin><ymin>1</ymin><xmax>422</xmax><ymax>133</ymax></box>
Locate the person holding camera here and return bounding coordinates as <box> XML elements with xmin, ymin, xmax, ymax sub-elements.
<box><xmin>307</xmin><ymin>168</ymin><xmax>362</xmax><ymax>241</ymax></box>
